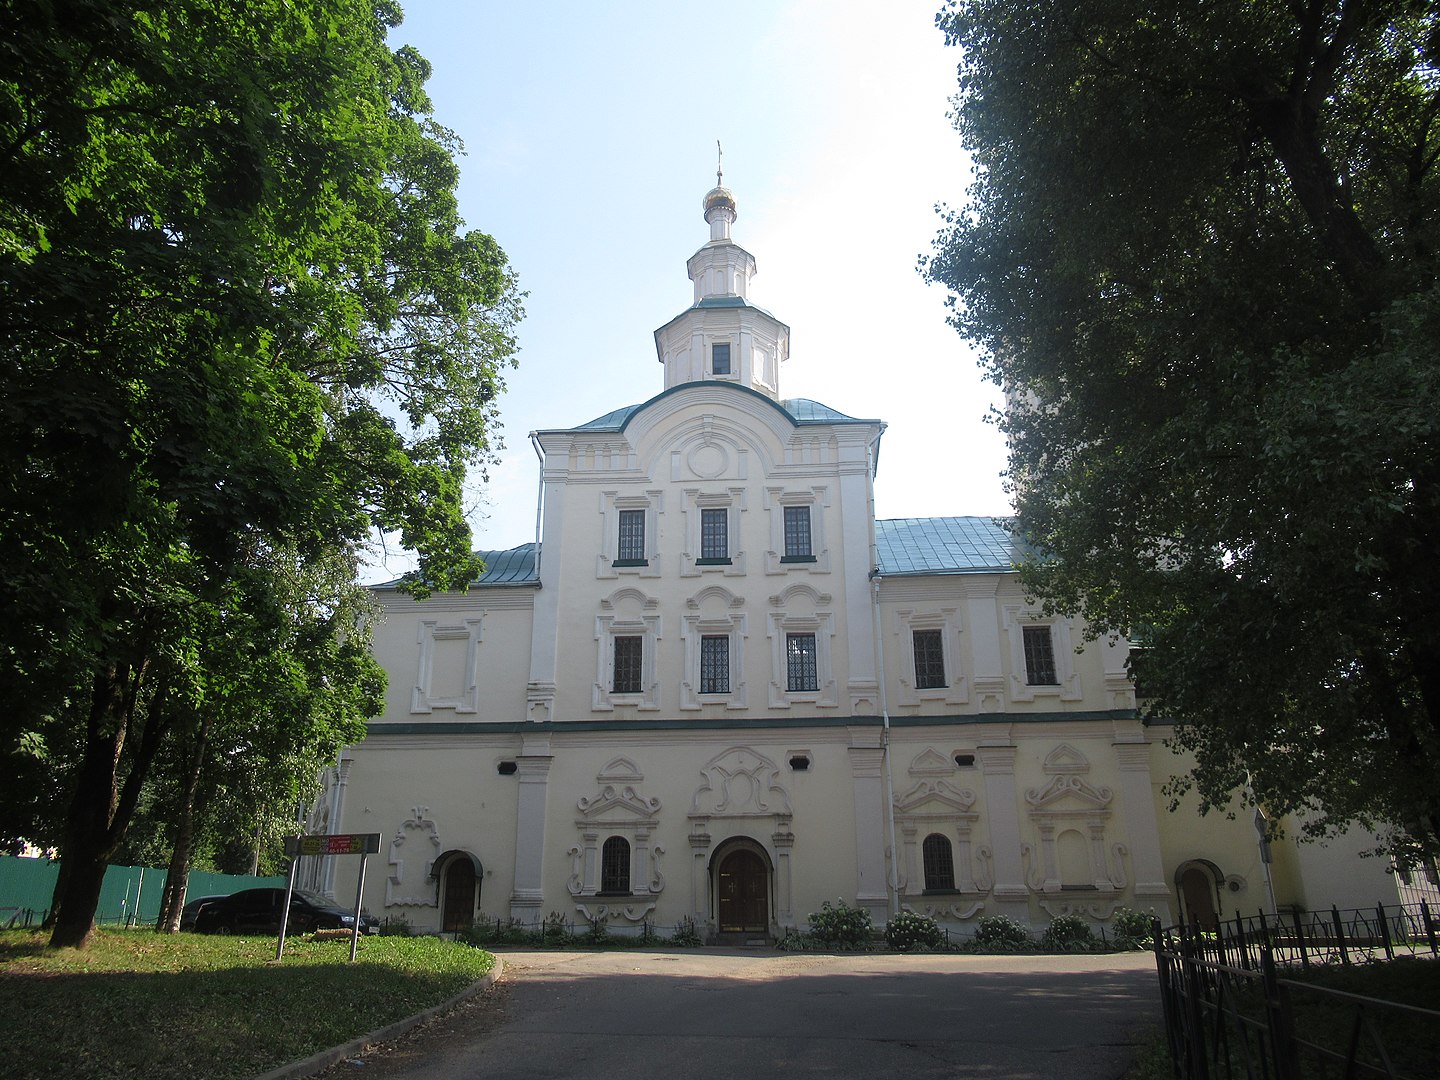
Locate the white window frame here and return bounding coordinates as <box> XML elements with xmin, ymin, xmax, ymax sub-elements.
<box><xmin>593</xmin><ymin>589</ymin><xmax>662</xmax><ymax>710</ymax></box>
<box><xmin>893</xmin><ymin>608</ymin><xmax>968</xmax><ymax>706</ymax></box>
<box><xmin>597</xmin><ymin>489</ymin><xmax>663</xmax><ymax>579</ymax></box>
<box><xmin>680</xmin><ymin>487</ymin><xmax>746</xmax><ymax>577</ymax></box>
<box><xmin>709</xmin><ymin>338</ymin><xmax>735</xmax><ymax>379</ymax></box>
<box><xmin>680</xmin><ymin>586</ymin><xmax>748</xmax><ymax>710</ymax></box>
<box><xmin>764</xmin><ymin>486</ymin><xmax>830</xmax><ymax>574</ymax></box>
<box><xmin>766</xmin><ymin>584</ymin><xmax>837</xmax><ymax>708</ymax></box>
<box><xmin>1001</xmin><ymin>606</ymin><xmax>1081</xmax><ymax>702</ymax></box>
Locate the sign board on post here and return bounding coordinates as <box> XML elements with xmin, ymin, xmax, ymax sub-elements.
<box><xmin>276</xmin><ymin>833</ymin><xmax>383</xmax><ymax>963</ymax></box>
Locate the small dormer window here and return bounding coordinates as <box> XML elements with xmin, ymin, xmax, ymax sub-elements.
<box><xmin>711</xmin><ymin>342</ymin><xmax>731</xmax><ymax>375</ymax></box>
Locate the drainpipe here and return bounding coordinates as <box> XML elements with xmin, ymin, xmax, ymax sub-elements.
<box><xmin>866</xmin><ymin>430</ymin><xmax>901</xmax><ymax>917</ymax></box>
<box><xmin>529</xmin><ymin>432</ymin><xmax>545</xmax><ymax>579</ymax></box>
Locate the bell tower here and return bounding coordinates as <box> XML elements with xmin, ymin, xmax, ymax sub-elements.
<box><xmin>654</xmin><ymin>149</ymin><xmax>790</xmax><ymax>398</ymax></box>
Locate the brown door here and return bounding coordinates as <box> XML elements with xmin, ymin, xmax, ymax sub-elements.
<box><xmin>717</xmin><ymin>849</ymin><xmax>768</xmax><ymax>932</ymax></box>
<box><xmin>1180</xmin><ymin>866</ymin><xmax>1219</xmax><ymax>931</ymax></box>
<box><xmin>442</xmin><ymin>860</ymin><xmax>476</xmax><ymax>932</ymax></box>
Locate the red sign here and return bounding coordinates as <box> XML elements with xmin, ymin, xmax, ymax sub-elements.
<box><xmin>283</xmin><ymin>833</ymin><xmax>381</xmax><ymax>857</ymax></box>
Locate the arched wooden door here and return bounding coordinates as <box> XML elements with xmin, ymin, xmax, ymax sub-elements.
<box><xmin>442</xmin><ymin>859</ymin><xmax>477</xmax><ymax>932</ymax></box>
<box><xmin>717</xmin><ymin>848</ymin><xmax>768</xmax><ymax>933</ymax></box>
<box><xmin>1179</xmin><ymin>866</ymin><xmax>1219</xmax><ymax>931</ymax></box>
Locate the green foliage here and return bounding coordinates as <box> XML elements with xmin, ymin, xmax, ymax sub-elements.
<box><xmin>379</xmin><ymin>913</ymin><xmax>413</xmax><ymax>938</ymax></box>
<box><xmin>926</xmin><ymin>0</ymin><xmax>1440</xmax><ymax>862</ymax></box>
<box><xmin>1040</xmin><ymin>914</ymin><xmax>1098</xmax><ymax>953</ymax></box>
<box><xmin>1111</xmin><ymin>907</ymin><xmax>1155</xmax><ymax>952</ymax></box>
<box><xmin>0</xmin><ymin>0</ymin><xmax>522</xmax><ymax>942</ymax></box>
<box><xmin>806</xmin><ymin>898</ymin><xmax>874</xmax><ymax>947</ymax></box>
<box><xmin>970</xmin><ymin>914</ymin><xmax>1034</xmax><ymax>952</ymax></box>
<box><xmin>884</xmin><ymin>910</ymin><xmax>947</xmax><ymax>952</ymax></box>
<box><xmin>669</xmin><ymin>915</ymin><xmax>703</xmax><ymax>948</ymax></box>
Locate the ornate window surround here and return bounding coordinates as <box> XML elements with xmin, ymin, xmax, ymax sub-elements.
<box><xmin>765</xmin><ymin>584</ymin><xmax>837</xmax><ymax>708</ymax></box>
<box><xmin>763</xmin><ymin>485</ymin><xmax>830</xmax><ymax>574</ymax></box>
<box><xmin>892</xmin><ymin>607</ymin><xmax>968</xmax><ymax>706</ymax></box>
<box><xmin>567</xmin><ymin>758</ymin><xmax>664</xmax><ymax>924</ymax></box>
<box><xmin>596</xmin><ymin>489</ymin><xmax>663</xmax><ymax>579</ymax></box>
<box><xmin>1001</xmin><ymin>605</ymin><xmax>1082</xmax><ymax>702</ymax></box>
<box><xmin>680</xmin><ymin>586</ymin><xmax>748</xmax><ymax>710</ymax></box>
<box><xmin>680</xmin><ymin>486</ymin><xmax>747</xmax><ymax>577</ymax></box>
<box><xmin>593</xmin><ymin>588</ymin><xmax>662</xmax><ymax>711</ymax></box>
<box><xmin>411</xmin><ymin>618</ymin><xmax>483</xmax><ymax>714</ymax></box>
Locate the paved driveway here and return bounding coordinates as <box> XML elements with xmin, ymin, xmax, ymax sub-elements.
<box><xmin>322</xmin><ymin>948</ymin><xmax>1161</xmax><ymax>1080</ymax></box>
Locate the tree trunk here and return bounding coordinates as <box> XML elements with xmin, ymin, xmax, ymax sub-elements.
<box><xmin>156</xmin><ymin>715</ymin><xmax>211</xmax><ymax>933</ymax></box>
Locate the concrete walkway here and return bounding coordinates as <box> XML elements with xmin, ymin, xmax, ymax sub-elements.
<box><xmin>316</xmin><ymin>948</ymin><xmax>1161</xmax><ymax>1080</ymax></box>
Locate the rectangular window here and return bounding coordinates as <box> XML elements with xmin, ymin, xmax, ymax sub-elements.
<box><xmin>786</xmin><ymin>632</ymin><xmax>818</xmax><ymax>692</ymax></box>
<box><xmin>616</xmin><ymin>509</ymin><xmax>646</xmax><ymax>564</ymax></box>
<box><xmin>700</xmin><ymin>635</ymin><xmax>730</xmax><ymax>694</ymax></box>
<box><xmin>612</xmin><ymin>635</ymin><xmax>643</xmax><ymax>694</ymax></box>
<box><xmin>1023</xmin><ymin>625</ymin><xmax>1059</xmax><ymax>685</ymax></box>
<box><xmin>913</xmin><ymin>629</ymin><xmax>946</xmax><ymax>690</ymax></box>
<box><xmin>700</xmin><ymin>507</ymin><xmax>728</xmax><ymax>561</ymax></box>
<box><xmin>711</xmin><ymin>342</ymin><xmax>731</xmax><ymax>375</ymax></box>
<box><xmin>782</xmin><ymin>505</ymin><xmax>813</xmax><ymax>560</ymax></box>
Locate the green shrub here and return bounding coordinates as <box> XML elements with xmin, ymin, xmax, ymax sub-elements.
<box><xmin>670</xmin><ymin>915</ymin><xmax>703</xmax><ymax>948</ymax></box>
<box><xmin>1110</xmin><ymin>907</ymin><xmax>1155</xmax><ymax>951</ymax></box>
<box><xmin>775</xmin><ymin>929</ymin><xmax>820</xmax><ymax>951</ymax></box>
<box><xmin>807</xmin><ymin>899</ymin><xmax>874</xmax><ymax>946</ymax></box>
<box><xmin>1041</xmin><ymin>913</ymin><xmax>1097</xmax><ymax>952</ymax></box>
<box><xmin>584</xmin><ymin>916</ymin><xmax>611</xmax><ymax>945</ymax></box>
<box><xmin>971</xmin><ymin>913</ymin><xmax>1033</xmax><ymax>951</ymax></box>
<box><xmin>885</xmin><ymin>910</ymin><xmax>946</xmax><ymax>952</ymax></box>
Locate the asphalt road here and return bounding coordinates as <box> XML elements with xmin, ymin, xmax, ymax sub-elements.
<box><xmin>319</xmin><ymin>948</ymin><xmax>1161</xmax><ymax>1080</ymax></box>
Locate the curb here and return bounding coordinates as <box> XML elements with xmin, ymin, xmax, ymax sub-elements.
<box><xmin>253</xmin><ymin>955</ymin><xmax>505</xmax><ymax>1080</ymax></box>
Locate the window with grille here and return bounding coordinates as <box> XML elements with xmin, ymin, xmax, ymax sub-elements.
<box><xmin>616</xmin><ymin>509</ymin><xmax>646</xmax><ymax>564</ymax></box>
<box><xmin>711</xmin><ymin>342</ymin><xmax>731</xmax><ymax>375</ymax></box>
<box><xmin>700</xmin><ymin>635</ymin><xmax>730</xmax><ymax>694</ymax></box>
<box><xmin>782</xmin><ymin>505</ymin><xmax>812</xmax><ymax>560</ymax></box>
<box><xmin>922</xmin><ymin>833</ymin><xmax>956</xmax><ymax>891</ymax></box>
<box><xmin>786</xmin><ymin>633</ymin><xmax>818</xmax><ymax>691</ymax></box>
<box><xmin>600</xmin><ymin>836</ymin><xmax>631</xmax><ymax>894</ymax></box>
<box><xmin>612</xmin><ymin>635</ymin><xmax>642</xmax><ymax>694</ymax></box>
<box><xmin>913</xmin><ymin>629</ymin><xmax>946</xmax><ymax>690</ymax></box>
<box><xmin>700</xmin><ymin>507</ymin><xmax>728</xmax><ymax>561</ymax></box>
<box><xmin>1023</xmin><ymin>625</ymin><xmax>1059</xmax><ymax>685</ymax></box>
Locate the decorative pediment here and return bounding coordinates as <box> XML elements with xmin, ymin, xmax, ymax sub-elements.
<box><xmin>687</xmin><ymin>585</ymin><xmax>745</xmax><ymax>610</ymax></box>
<box><xmin>577</xmin><ymin>784</ymin><xmax>661</xmax><ymax>823</ymax></box>
<box><xmin>691</xmin><ymin>746</ymin><xmax>792</xmax><ymax>817</ymax></box>
<box><xmin>597</xmin><ymin>757</ymin><xmax>643</xmax><ymax>783</ymax></box>
<box><xmin>894</xmin><ymin>778</ymin><xmax>977</xmax><ymax>815</ymax></box>
<box><xmin>600</xmin><ymin>586</ymin><xmax>660</xmax><ymax>612</ymax></box>
<box><xmin>1025</xmin><ymin>773</ymin><xmax>1114</xmax><ymax>810</ymax></box>
<box><xmin>908</xmin><ymin>748</ymin><xmax>956</xmax><ymax>777</ymax></box>
<box><xmin>767</xmin><ymin>583</ymin><xmax>832</xmax><ymax>609</ymax></box>
<box><xmin>1043</xmin><ymin>743</ymin><xmax>1090</xmax><ymax>775</ymax></box>
<box><xmin>386</xmin><ymin>806</ymin><xmax>442</xmax><ymax>907</ymax></box>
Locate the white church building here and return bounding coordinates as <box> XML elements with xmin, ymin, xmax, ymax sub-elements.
<box><xmin>309</xmin><ymin>179</ymin><xmax>1394</xmax><ymax>940</ymax></box>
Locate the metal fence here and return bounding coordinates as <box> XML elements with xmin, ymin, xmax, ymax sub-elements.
<box><xmin>0</xmin><ymin>855</ymin><xmax>285</xmax><ymax>929</ymax></box>
<box><xmin>1153</xmin><ymin>903</ymin><xmax>1440</xmax><ymax>1079</ymax></box>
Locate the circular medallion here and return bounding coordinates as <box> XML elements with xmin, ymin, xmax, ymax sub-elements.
<box><xmin>688</xmin><ymin>441</ymin><xmax>728</xmax><ymax>479</ymax></box>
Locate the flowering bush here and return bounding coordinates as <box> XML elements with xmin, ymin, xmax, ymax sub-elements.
<box><xmin>971</xmin><ymin>913</ymin><xmax>1034</xmax><ymax>951</ymax></box>
<box><xmin>885</xmin><ymin>910</ymin><xmax>946</xmax><ymax>951</ymax></box>
<box><xmin>1110</xmin><ymin>907</ymin><xmax>1155</xmax><ymax>951</ymax></box>
<box><xmin>807</xmin><ymin>899</ymin><xmax>873</xmax><ymax>946</ymax></box>
<box><xmin>670</xmin><ymin>915</ymin><xmax>703</xmax><ymax>948</ymax></box>
<box><xmin>1041</xmin><ymin>913</ymin><xmax>1097</xmax><ymax>952</ymax></box>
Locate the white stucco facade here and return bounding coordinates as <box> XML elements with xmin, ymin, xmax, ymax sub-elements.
<box><xmin>316</xmin><ymin>181</ymin><xmax>1395</xmax><ymax>938</ymax></box>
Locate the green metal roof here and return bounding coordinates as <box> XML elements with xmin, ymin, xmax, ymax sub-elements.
<box><xmin>567</xmin><ymin>382</ymin><xmax>881</xmax><ymax>433</ymax></box>
<box><xmin>374</xmin><ymin>543</ymin><xmax>538</xmax><ymax>589</ymax></box>
<box><xmin>875</xmin><ymin>517</ymin><xmax>1032</xmax><ymax>575</ymax></box>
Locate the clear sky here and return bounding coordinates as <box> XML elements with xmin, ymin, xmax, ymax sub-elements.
<box><xmin>367</xmin><ymin>0</ymin><xmax>1010</xmax><ymax>581</ymax></box>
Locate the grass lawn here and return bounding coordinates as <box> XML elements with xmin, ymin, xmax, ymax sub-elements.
<box><xmin>0</xmin><ymin>928</ymin><xmax>495</xmax><ymax>1080</ymax></box>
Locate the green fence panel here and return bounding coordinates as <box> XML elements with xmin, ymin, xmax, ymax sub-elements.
<box><xmin>0</xmin><ymin>855</ymin><xmax>285</xmax><ymax>928</ymax></box>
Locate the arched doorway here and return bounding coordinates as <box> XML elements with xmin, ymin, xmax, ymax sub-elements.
<box><xmin>441</xmin><ymin>856</ymin><xmax>479</xmax><ymax>932</ymax></box>
<box><xmin>1176</xmin><ymin>860</ymin><xmax>1221</xmax><ymax>931</ymax></box>
<box><xmin>716</xmin><ymin>847</ymin><xmax>769</xmax><ymax>933</ymax></box>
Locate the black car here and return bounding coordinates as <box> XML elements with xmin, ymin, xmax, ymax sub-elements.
<box><xmin>193</xmin><ymin>888</ymin><xmax>379</xmax><ymax>935</ymax></box>
<box><xmin>179</xmin><ymin>894</ymin><xmax>227</xmax><ymax>932</ymax></box>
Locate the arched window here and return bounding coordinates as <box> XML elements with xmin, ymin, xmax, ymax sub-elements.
<box><xmin>600</xmin><ymin>836</ymin><xmax>631</xmax><ymax>894</ymax></box>
<box><xmin>922</xmin><ymin>833</ymin><xmax>956</xmax><ymax>891</ymax></box>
